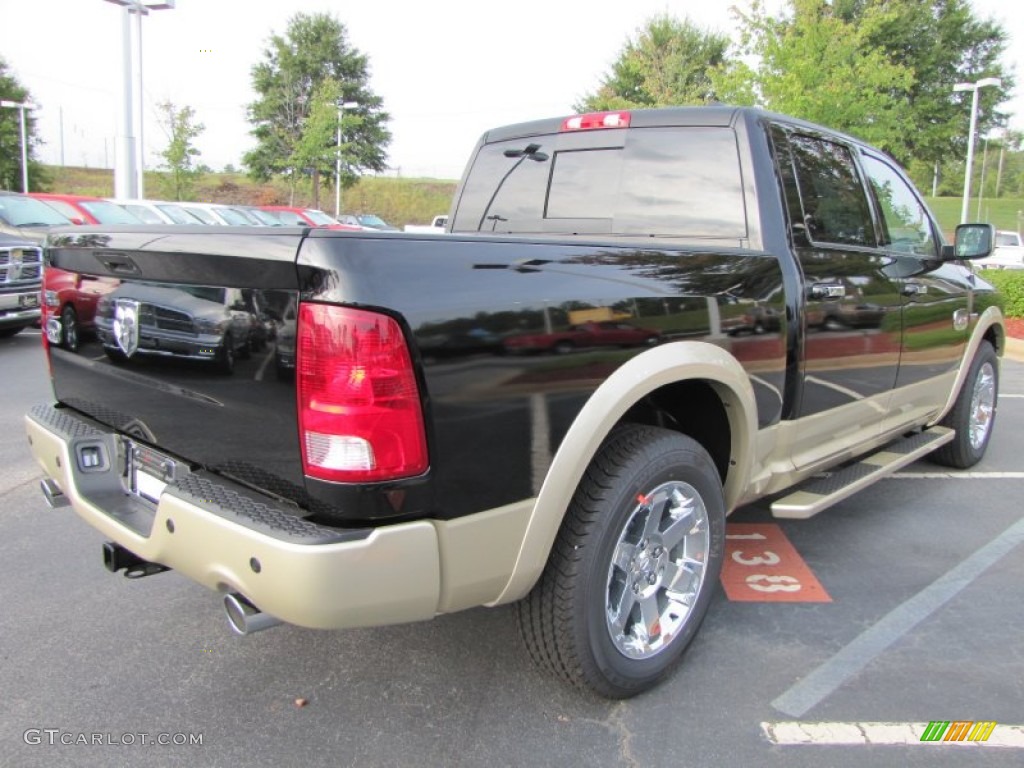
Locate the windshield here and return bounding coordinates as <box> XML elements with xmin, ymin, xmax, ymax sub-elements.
<box><xmin>0</xmin><ymin>195</ymin><xmax>73</xmax><ymax>227</ymax></box>
<box><xmin>271</xmin><ymin>210</ymin><xmax>306</xmax><ymax>226</ymax></box>
<box><xmin>215</xmin><ymin>206</ymin><xmax>252</xmax><ymax>225</ymax></box>
<box><xmin>122</xmin><ymin>204</ymin><xmax>163</xmax><ymax>224</ymax></box>
<box><xmin>180</xmin><ymin>206</ymin><xmax>220</xmax><ymax>225</ymax></box>
<box><xmin>303</xmin><ymin>209</ymin><xmax>337</xmax><ymax>226</ymax></box>
<box><xmin>358</xmin><ymin>214</ymin><xmax>389</xmax><ymax>228</ymax></box>
<box><xmin>79</xmin><ymin>200</ymin><xmax>142</xmax><ymax>224</ymax></box>
<box><xmin>248</xmin><ymin>208</ymin><xmax>281</xmax><ymax>226</ymax></box>
<box><xmin>179</xmin><ymin>286</ymin><xmax>227</xmax><ymax>303</ymax></box>
<box><xmin>157</xmin><ymin>204</ymin><xmax>204</xmax><ymax>225</ymax></box>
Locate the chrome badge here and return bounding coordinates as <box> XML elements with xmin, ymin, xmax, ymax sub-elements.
<box><xmin>113</xmin><ymin>299</ymin><xmax>141</xmax><ymax>357</ymax></box>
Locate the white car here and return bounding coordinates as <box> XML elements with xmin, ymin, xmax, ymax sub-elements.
<box><xmin>974</xmin><ymin>229</ymin><xmax>1024</xmax><ymax>270</ymax></box>
<box><xmin>176</xmin><ymin>202</ymin><xmax>263</xmax><ymax>226</ymax></box>
<box><xmin>108</xmin><ymin>199</ymin><xmax>204</xmax><ymax>226</ymax></box>
<box><xmin>403</xmin><ymin>214</ymin><xmax>448</xmax><ymax>234</ymax></box>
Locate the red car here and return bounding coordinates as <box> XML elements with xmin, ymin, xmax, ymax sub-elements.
<box><xmin>259</xmin><ymin>206</ymin><xmax>361</xmax><ymax>230</ymax></box>
<box><xmin>43</xmin><ymin>268</ymin><xmax>119</xmax><ymax>352</ymax></box>
<box><xmin>503</xmin><ymin>321</ymin><xmax>661</xmax><ymax>354</ymax></box>
<box><xmin>29</xmin><ymin>193</ymin><xmax>143</xmax><ymax>225</ymax></box>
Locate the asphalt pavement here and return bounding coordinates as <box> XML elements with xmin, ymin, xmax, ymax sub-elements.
<box><xmin>1</xmin><ymin>327</ymin><xmax>1022</xmax><ymax>767</ymax></box>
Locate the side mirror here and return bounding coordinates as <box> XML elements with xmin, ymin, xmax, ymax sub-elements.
<box><xmin>948</xmin><ymin>223</ymin><xmax>994</xmax><ymax>261</ymax></box>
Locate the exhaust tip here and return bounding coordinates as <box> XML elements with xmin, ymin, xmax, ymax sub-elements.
<box><xmin>223</xmin><ymin>593</ymin><xmax>282</xmax><ymax>636</ymax></box>
<box><xmin>40</xmin><ymin>478</ymin><xmax>69</xmax><ymax>509</ymax></box>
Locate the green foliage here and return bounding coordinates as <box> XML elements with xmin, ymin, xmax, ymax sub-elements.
<box><xmin>0</xmin><ymin>55</ymin><xmax>49</xmax><ymax>192</ymax></box>
<box><xmin>978</xmin><ymin>269</ymin><xmax>1024</xmax><ymax>318</ymax></box>
<box><xmin>157</xmin><ymin>102</ymin><xmax>205</xmax><ymax>201</ymax></box>
<box><xmin>576</xmin><ymin>16</ymin><xmax>730</xmax><ymax>110</ymax></box>
<box><xmin>831</xmin><ymin>0</ymin><xmax>1012</xmax><ymax>170</ymax></box>
<box><xmin>244</xmin><ymin>12</ymin><xmax>390</xmax><ymax>206</ymax></box>
<box><xmin>716</xmin><ymin>0</ymin><xmax>915</xmax><ymax>159</ymax></box>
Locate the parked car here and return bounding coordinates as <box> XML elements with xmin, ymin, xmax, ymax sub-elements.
<box><xmin>355</xmin><ymin>213</ymin><xmax>399</xmax><ymax>231</ymax></box>
<box><xmin>974</xmin><ymin>230</ymin><xmax>1024</xmax><ymax>270</ymax></box>
<box><xmin>403</xmin><ymin>214</ymin><xmax>448</xmax><ymax>234</ymax></box>
<box><xmin>503</xmin><ymin>321</ymin><xmax>661</xmax><ymax>354</ymax></box>
<box><xmin>108</xmin><ymin>199</ymin><xmax>204</xmax><ymax>226</ymax></box>
<box><xmin>0</xmin><ymin>190</ymin><xmax>74</xmax><ymax>243</ymax></box>
<box><xmin>176</xmin><ymin>202</ymin><xmax>261</xmax><ymax>226</ymax></box>
<box><xmin>236</xmin><ymin>206</ymin><xmax>284</xmax><ymax>226</ymax></box>
<box><xmin>94</xmin><ymin>283</ymin><xmax>256</xmax><ymax>373</ymax></box>
<box><xmin>259</xmin><ymin>205</ymin><xmax>360</xmax><ymax>229</ymax></box>
<box><xmin>28</xmin><ymin>193</ymin><xmax>142</xmax><ymax>225</ymax></box>
<box><xmin>0</xmin><ymin>234</ymin><xmax>42</xmax><ymax>337</ymax></box>
<box><xmin>43</xmin><ymin>267</ymin><xmax>119</xmax><ymax>352</ymax></box>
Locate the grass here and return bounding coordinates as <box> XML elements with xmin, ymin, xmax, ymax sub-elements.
<box><xmin>926</xmin><ymin>196</ymin><xmax>1024</xmax><ymax>238</ymax></box>
<box><xmin>40</xmin><ymin>165</ymin><xmax>457</xmax><ymax>229</ymax></box>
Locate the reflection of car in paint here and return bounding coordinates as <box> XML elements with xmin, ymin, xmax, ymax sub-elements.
<box><xmin>43</xmin><ymin>267</ymin><xmax>118</xmax><ymax>351</ymax></box>
<box><xmin>503</xmin><ymin>321</ymin><xmax>660</xmax><ymax>354</ymax></box>
<box><xmin>973</xmin><ymin>230</ymin><xmax>1023</xmax><ymax>270</ymax></box>
<box><xmin>94</xmin><ymin>284</ymin><xmax>255</xmax><ymax>373</ymax></box>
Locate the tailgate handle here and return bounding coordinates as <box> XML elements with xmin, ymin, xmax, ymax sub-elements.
<box><xmin>96</xmin><ymin>252</ymin><xmax>140</xmax><ymax>276</ymax></box>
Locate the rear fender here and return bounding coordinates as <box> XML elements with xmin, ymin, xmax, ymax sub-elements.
<box><xmin>492</xmin><ymin>341</ymin><xmax>758</xmax><ymax>605</ymax></box>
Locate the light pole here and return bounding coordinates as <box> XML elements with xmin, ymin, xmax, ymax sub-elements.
<box><xmin>103</xmin><ymin>1</ymin><xmax>175</xmax><ymax>199</ymax></box>
<box><xmin>335</xmin><ymin>100</ymin><xmax>357</xmax><ymax>218</ymax></box>
<box><xmin>953</xmin><ymin>77</ymin><xmax>1000</xmax><ymax>223</ymax></box>
<box><xmin>0</xmin><ymin>100</ymin><xmax>36</xmax><ymax>192</ymax></box>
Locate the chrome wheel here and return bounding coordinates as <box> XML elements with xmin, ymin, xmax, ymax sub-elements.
<box><xmin>605</xmin><ymin>480</ymin><xmax>710</xmax><ymax>659</ymax></box>
<box><xmin>969</xmin><ymin>361</ymin><xmax>996</xmax><ymax>451</ymax></box>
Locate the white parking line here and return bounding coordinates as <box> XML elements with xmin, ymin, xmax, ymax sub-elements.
<box><xmin>254</xmin><ymin>348</ymin><xmax>275</xmax><ymax>382</ymax></box>
<box><xmin>888</xmin><ymin>472</ymin><xmax>1024</xmax><ymax>479</ymax></box>
<box><xmin>771</xmin><ymin>516</ymin><xmax>1024</xmax><ymax>717</ymax></box>
<box><xmin>762</xmin><ymin>721</ymin><xmax>1024</xmax><ymax>748</ymax></box>
<box><xmin>999</xmin><ymin>394</ymin><xmax>1024</xmax><ymax>399</ymax></box>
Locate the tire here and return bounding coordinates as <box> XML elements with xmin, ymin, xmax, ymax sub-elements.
<box><xmin>104</xmin><ymin>347</ymin><xmax>127</xmax><ymax>364</ymax></box>
<box><xmin>930</xmin><ymin>340</ymin><xmax>998</xmax><ymax>468</ymax></box>
<box><xmin>517</xmin><ymin>424</ymin><xmax>725</xmax><ymax>698</ymax></box>
<box><xmin>61</xmin><ymin>305</ymin><xmax>79</xmax><ymax>352</ymax></box>
<box><xmin>216</xmin><ymin>335</ymin><xmax>236</xmax><ymax>374</ymax></box>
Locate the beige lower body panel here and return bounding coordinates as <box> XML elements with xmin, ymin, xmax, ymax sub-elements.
<box><xmin>26</xmin><ymin>413</ymin><xmax>443</xmax><ymax>630</ymax></box>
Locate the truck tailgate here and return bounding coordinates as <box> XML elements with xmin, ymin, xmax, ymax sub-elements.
<box><xmin>44</xmin><ymin>227</ymin><xmax>308</xmax><ymax>507</ymax></box>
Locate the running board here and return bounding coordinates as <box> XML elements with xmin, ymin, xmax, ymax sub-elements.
<box><xmin>771</xmin><ymin>427</ymin><xmax>955</xmax><ymax>520</ymax></box>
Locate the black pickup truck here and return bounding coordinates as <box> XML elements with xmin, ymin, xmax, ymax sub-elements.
<box><xmin>25</xmin><ymin>106</ymin><xmax>1005</xmax><ymax>698</ymax></box>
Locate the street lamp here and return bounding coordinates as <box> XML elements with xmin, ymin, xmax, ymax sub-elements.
<box><xmin>335</xmin><ymin>100</ymin><xmax>358</xmax><ymax>218</ymax></box>
<box><xmin>953</xmin><ymin>77</ymin><xmax>1001</xmax><ymax>223</ymax></box>
<box><xmin>102</xmin><ymin>1</ymin><xmax>175</xmax><ymax>199</ymax></box>
<box><xmin>0</xmin><ymin>99</ymin><xmax>36</xmax><ymax>192</ymax></box>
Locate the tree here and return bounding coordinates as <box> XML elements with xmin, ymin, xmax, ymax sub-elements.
<box><xmin>716</xmin><ymin>0</ymin><xmax>915</xmax><ymax>160</ymax></box>
<box><xmin>0</xmin><ymin>56</ymin><xmax>48</xmax><ymax>192</ymax></box>
<box><xmin>576</xmin><ymin>16</ymin><xmax>730</xmax><ymax>111</ymax></box>
<box><xmin>244</xmin><ymin>12</ymin><xmax>390</xmax><ymax>207</ymax></box>
<box><xmin>831</xmin><ymin>0</ymin><xmax>1012</xmax><ymax>189</ymax></box>
<box><xmin>157</xmin><ymin>102</ymin><xmax>205</xmax><ymax>201</ymax></box>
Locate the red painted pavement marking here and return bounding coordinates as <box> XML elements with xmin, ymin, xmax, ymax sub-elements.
<box><xmin>721</xmin><ymin>523</ymin><xmax>832</xmax><ymax>603</ymax></box>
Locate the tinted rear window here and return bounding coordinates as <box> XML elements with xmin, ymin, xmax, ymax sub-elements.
<box><xmin>452</xmin><ymin>126</ymin><xmax>747</xmax><ymax>239</ymax></box>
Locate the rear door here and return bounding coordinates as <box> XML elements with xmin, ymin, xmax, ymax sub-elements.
<box><xmin>769</xmin><ymin>124</ymin><xmax>903</xmax><ymax>468</ymax></box>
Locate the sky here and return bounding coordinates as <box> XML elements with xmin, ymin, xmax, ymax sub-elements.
<box><xmin>1</xmin><ymin>0</ymin><xmax>1022</xmax><ymax>182</ymax></box>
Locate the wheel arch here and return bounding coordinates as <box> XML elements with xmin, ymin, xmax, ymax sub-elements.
<box><xmin>492</xmin><ymin>341</ymin><xmax>758</xmax><ymax>605</ymax></box>
<box><xmin>931</xmin><ymin>306</ymin><xmax>1005</xmax><ymax>426</ymax></box>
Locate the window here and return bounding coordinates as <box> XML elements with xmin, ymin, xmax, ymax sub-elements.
<box><xmin>860</xmin><ymin>154</ymin><xmax>936</xmax><ymax>257</ymax></box>
<box><xmin>452</xmin><ymin>127</ymin><xmax>747</xmax><ymax>238</ymax></box>
<box><xmin>787</xmin><ymin>134</ymin><xmax>875</xmax><ymax>247</ymax></box>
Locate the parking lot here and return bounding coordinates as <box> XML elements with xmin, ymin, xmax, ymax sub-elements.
<box><xmin>1</xmin><ymin>327</ymin><xmax>1022</xmax><ymax>767</ymax></box>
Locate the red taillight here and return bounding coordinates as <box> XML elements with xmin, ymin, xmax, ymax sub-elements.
<box><xmin>560</xmin><ymin>111</ymin><xmax>631</xmax><ymax>132</ymax></box>
<box><xmin>296</xmin><ymin>303</ymin><xmax>427</xmax><ymax>483</ymax></box>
